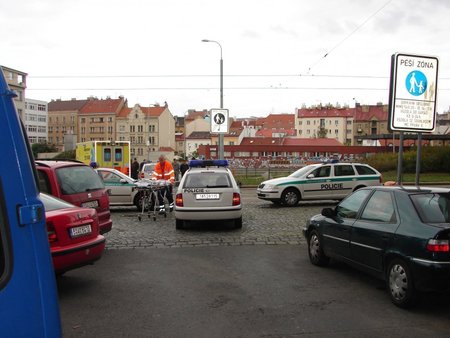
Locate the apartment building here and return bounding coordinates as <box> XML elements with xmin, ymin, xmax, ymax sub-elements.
<box><xmin>48</xmin><ymin>98</ymin><xmax>88</xmax><ymax>151</ymax></box>
<box><xmin>116</xmin><ymin>102</ymin><xmax>175</xmax><ymax>163</ymax></box>
<box><xmin>24</xmin><ymin>99</ymin><xmax>48</xmax><ymax>145</ymax></box>
<box><xmin>353</xmin><ymin>103</ymin><xmax>389</xmax><ymax>145</ymax></box>
<box><xmin>295</xmin><ymin>106</ymin><xmax>354</xmax><ymax>145</ymax></box>
<box><xmin>1</xmin><ymin>66</ymin><xmax>27</xmax><ymax>120</ymax></box>
<box><xmin>78</xmin><ymin>97</ymin><xmax>126</xmax><ymax>143</ymax></box>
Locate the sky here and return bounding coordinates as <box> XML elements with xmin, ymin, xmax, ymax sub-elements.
<box><xmin>2</xmin><ymin>0</ymin><xmax>450</xmax><ymax>118</ymax></box>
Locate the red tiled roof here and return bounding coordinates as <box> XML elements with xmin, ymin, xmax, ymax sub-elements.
<box><xmin>186</xmin><ymin>131</ymin><xmax>211</xmax><ymax>139</ymax></box>
<box><xmin>240</xmin><ymin>137</ymin><xmax>284</xmax><ymax>146</ymax></box>
<box><xmin>255</xmin><ymin>113</ymin><xmax>295</xmax><ymax>129</ymax></box>
<box><xmin>159</xmin><ymin>146</ymin><xmax>175</xmax><ymax>152</ymax></box>
<box><xmin>175</xmin><ymin>133</ymin><xmax>185</xmax><ymax>141</ymax></box>
<box><xmin>79</xmin><ymin>98</ymin><xmax>125</xmax><ymax>114</ymax></box>
<box><xmin>354</xmin><ymin>105</ymin><xmax>388</xmax><ymax>121</ymax></box>
<box><xmin>117</xmin><ymin>107</ymin><xmax>132</xmax><ymax>117</ymax></box>
<box><xmin>48</xmin><ymin>99</ymin><xmax>88</xmax><ymax>112</ymax></box>
<box><xmin>185</xmin><ymin>110</ymin><xmax>209</xmax><ymax>121</ymax></box>
<box><xmin>141</xmin><ymin>106</ymin><xmax>166</xmax><ymax>117</ymax></box>
<box><xmin>283</xmin><ymin>138</ymin><xmax>343</xmax><ymax>146</ymax></box>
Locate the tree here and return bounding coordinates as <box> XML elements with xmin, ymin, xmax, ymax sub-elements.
<box><xmin>32</xmin><ymin>143</ymin><xmax>58</xmax><ymax>158</ymax></box>
<box><xmin>317</xmin><ymin>127</ymin><xmax>328</xmax><ymax>138</ymax></box>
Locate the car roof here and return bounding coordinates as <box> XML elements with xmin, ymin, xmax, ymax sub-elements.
<box><xmin>35</xmin><ymin>160</ymin><xmax>86</xmax><ymax>168</ymax></box>
<box><xmin>367</xmin><ymin>185</ymin><xmax>450</xmax><ymax>194</ymax></box>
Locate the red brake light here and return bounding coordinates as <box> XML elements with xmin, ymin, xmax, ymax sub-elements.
<box><xmin>426</xmin><ymin>239</ymin><xmax>450</xmax><ymax>252</ymax></box>
<box><xmin>47</xmin><ymin>222</ymin><xmax>58</xmax><ymax>243</ymax></box>
<box><xmin>232</xmin><ymin>192</ymin><xmax>241</xmax><ymax>206</ymax></box>
<box><xmin>176</xmin><ymin>193</ymin><xmax>183</xmax><ymax>207</ymax></box>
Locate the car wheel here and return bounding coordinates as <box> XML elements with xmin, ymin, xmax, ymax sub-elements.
<box><xmin>234</xmin><ymin>217</ymin><xmax>242</xmax><ymax>229</ymax></box>
<box><xmin>387</xmin><ymin>258</ymin><xmax>417</xmax><ymax>308</ymax></box>
<box><xmin>281</xmin><ymin>188</ymin><xmax>300</xmax><ymax>206</ymax></box>
<box><xmin>175</xmin><ymin>218</ymin><xmax>184</xmax><ymax>230</ymax></box>
<box><xmin>308</xmin><ymin>231</ymin><xmax>329</xmax><ymax>266</ymax></box>
<box><xmin>134</xmin><ymin>193</ymin><xmax>144</xmax><ymax>210</ymax></box>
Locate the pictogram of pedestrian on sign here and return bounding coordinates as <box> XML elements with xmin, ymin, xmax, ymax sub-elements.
<box><xmin>406</xmin><ymin>71</ymin><xmax>427</xmax><ymax>96</ymax></box>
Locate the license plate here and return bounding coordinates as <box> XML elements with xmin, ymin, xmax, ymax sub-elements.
<box><xmin>70</xmin><ymin>224</ymin><xmax>92</xmax><ymax>238</ymax></box>
<box><xmin>82</xmin><ymin>200</ymin><xmax>99</xmax><ymax>208</ymax></box>
<box><xmin>196</xmin><ymin>193</ymin><xmax>219</xmax><ymax>200</ymax></box>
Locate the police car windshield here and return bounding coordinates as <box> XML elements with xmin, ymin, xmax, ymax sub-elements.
<box><xmin>289</xmin><ymin>165</ymin><xmax>320</xmax><ymax>178</ymax></box>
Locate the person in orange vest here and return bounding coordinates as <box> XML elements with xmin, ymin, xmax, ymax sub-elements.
<box><xmin>151</xmin><ymin>155</ymin><xmax>175</xmax><ymax>212</ymax></box>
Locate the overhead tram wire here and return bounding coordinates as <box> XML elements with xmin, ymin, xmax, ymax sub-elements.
<box><xmin>306</xmin><ymin>0</ymin><xmax>394</xmax><ymax>74</ymax></box>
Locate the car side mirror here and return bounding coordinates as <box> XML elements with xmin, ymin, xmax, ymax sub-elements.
<box><xmin>307</xmin><ymin>174</ymin><xmax>315</xmax><ymax>179</ymax></box>
<box><xmin>321</xmin><ymin>208</ymin><xmax>336</xmax><ymax>218</ymax></box>
<box><xmin>120</xmin><ymin>179</ymin><xmax>127</xmax><ymax>184</ymax></box>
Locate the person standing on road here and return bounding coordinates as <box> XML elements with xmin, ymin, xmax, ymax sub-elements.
<box><xmin>151</xmin><ymin>155</ymin><xmax>175</xmax><ymax>212</ymax></box>
<box><xmin>131</xmin><ymin>158</ymin><xmax>140</xmax><ymax>179</ymax></box>
<box><xmin>180</xmin><ymin>159</ymin><xmax>189</xmax><ymax>178</ymax></box>
<box><xmin>173</xmin><ymin>159</ymin><xmax>180</xmax><ymax>183</ymax></box>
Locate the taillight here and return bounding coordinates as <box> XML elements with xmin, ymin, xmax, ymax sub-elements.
<box><xmin>426</xmin><ymin>239</ymin><xmax>450</xmax><ymax>252</ymax></box>
<box><xmin>140</xmin><ymin>172</ymin><xmax>144</xmax><ymax>179</ymax></box>
<box><xmin>47</xmin><ymin>222</ymin><xmax>58</xmax><ymax>243</ymax></box>
<box><xmin>232</xmin><ymin>192</ymin><xmax>241</xmax><ymax>206</ymax></box>
<box><xmin>176</xmin><ymin>193</ymin><xmax>183</xmax><ymax>207</ymax></box>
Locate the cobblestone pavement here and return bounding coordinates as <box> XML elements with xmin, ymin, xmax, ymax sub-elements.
<box><xmin>105</xmin><ymin>188</ymin><xmax>338</xmax><ymax>249</ymax></box>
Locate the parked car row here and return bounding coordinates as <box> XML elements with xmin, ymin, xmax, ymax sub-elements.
<box><xmin>36</xmin><ymin>158</ymin><xmax>450</xmax><ymax>309</ymax></box>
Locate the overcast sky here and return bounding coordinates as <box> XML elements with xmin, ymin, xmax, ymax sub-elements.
<box><xmin>2</xmin><ymin>0</ymin><xmax>449</xmax><ymax>117</ymax></box>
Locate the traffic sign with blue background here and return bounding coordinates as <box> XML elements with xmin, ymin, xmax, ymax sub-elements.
<box><xmin>389</xmin><ymin>53</ymin><xmax>439</xmax><ymax>132</ymax></box>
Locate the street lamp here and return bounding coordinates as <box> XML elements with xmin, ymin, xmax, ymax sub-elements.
<box><xmin>202</xmin><ymin>39</ymin><xmax>224</xmax><ymax>159</ymax></box>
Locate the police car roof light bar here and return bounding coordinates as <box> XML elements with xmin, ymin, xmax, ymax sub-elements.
<box><xmin>189</xmin><ymin>159</ymin><xmax>228</xmax><ymax>168</ymax></box>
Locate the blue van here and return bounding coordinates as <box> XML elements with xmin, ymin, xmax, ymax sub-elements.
<box><xmin>0</xmin><ymin>68</ymin><xmax>61</xmax><ymax>336</ymax></box>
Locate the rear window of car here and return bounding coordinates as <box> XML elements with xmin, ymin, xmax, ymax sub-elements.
<box><xmin>184</xmin><ymin>172</ymin><xmax>231</xmax><ymax>188</ymax></box>
<box><xmin>40</xmin><ymin>193</ymin><xmax>74</xmax><ymax>211</ymax></box>
<box><xmin>56</xmin><ymin>166</ymin><xmax>105</xmax><ymax>195</ymax></box>
<box><xmin>354</xmin><ymin>165</ymin><xmax>377</xmax><ymax>175</ymax></box>
<box><xmin>410</xmin><ymin>193</ymin><xmax>450</xmax><ymax>223</ymax></box>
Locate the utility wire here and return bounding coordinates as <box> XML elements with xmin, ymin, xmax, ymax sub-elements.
<box><xmin>307</xmin><ymin>0</ymin><xmax>394</xmax><ymax>73</ymax></box>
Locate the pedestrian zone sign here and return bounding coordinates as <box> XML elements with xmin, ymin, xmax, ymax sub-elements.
<box><xmin>210</xmin><ymin>109</ymin><xmax>229</xmax><ymax>134</ymax></box>
<box><xmin>389</xmin><ymin>53</ymin><xmax>439</xmax><ymax>132</ymax></box>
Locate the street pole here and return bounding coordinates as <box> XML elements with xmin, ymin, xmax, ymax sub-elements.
<box><xmin>202</xmin><ymin>39</ymin><xmax>224</xmax><ymax>159</ymax></box>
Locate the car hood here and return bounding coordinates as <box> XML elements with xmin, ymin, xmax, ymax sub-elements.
<box><xmin>261</xmin><ymin>177</ymin><xmax>296</xmax><ymax>186</ymax></box>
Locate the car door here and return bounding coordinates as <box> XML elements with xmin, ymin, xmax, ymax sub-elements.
<box><xmin>0</xmin><ymin>70</ymin><xmax>61</xmax><ymax>337</ymax></box>
<box><xmin>321</xmin><ymin>189</ymin><xmax>372</xmax><ymax>259</ymax></box>
<box><xmin>332</xmin><ymin>164</ymin><xmax>357</xmax><ymax>199</ymax></box>
<box><xmin>350</xmin><ymin>190</ymin><xmax>399</xmax><ymax>272</ymax></box>
<box><xmin>98</xmin><ymin>169</ymin><xmax>134</xmax><ymax>205</ymax></box>
<box><xmin>303</xmin><ymin>165</ymin><xmax>333</xmax><ymax>199</ymax></box>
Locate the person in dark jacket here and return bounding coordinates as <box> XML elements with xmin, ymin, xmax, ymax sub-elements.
<box><xmin>179</xmin><ymin>159</ymin><xmax>189</xmax><ymax>178</ymax></box>
<box><xmin>131</xmin><ymin>158</ymin><xmax>140</xmax><ymax>179</ymax></box>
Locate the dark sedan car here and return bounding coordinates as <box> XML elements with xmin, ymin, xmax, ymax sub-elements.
<box><xmin>303</xmin><ymin>186</ymin><xmax>450</xmax><ymax>308</ymax></box>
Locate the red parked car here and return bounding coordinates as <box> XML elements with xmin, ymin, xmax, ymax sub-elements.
<box><xmin>36</xmin><ymin>160</ymin><xmax>112</xmax><ymax>234</ymax></box>
<box><xmin>40</xmin><ymin>193</ymin><xmax>106</xmax><ymax>274</ymax></box>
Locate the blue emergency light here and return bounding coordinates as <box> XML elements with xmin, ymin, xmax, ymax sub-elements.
<box><xmin>189</xmin><ymin>159</ymin><xmax>228</xmax><ymax>168</ymax></box>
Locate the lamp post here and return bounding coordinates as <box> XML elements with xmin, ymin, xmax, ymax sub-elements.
<box><xmin>202</xmin><ymin>39</ymin><xmax>224</xmax><ymax>159</ymax></box>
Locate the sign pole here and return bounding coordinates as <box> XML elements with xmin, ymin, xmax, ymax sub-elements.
<box><xmin>415</xmin><ymin>132</ymin><xmax>423</xmax><ymax>186</ymax></box>
<box><xmin>396</xmin><ymin>132</ymin><xmax>404</xmax><ymax>185</ymax></box>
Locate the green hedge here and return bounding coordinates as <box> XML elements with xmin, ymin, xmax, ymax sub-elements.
<box><xmin>364</xmin><ymin>146</ymin><xmax>450</xmax><ymax>173</ymax></box>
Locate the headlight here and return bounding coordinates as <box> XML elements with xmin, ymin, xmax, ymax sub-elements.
<box><xmin>262</xmin><ymin>184</ymin><xmax>277</xmax><ymax>191</ymax></box>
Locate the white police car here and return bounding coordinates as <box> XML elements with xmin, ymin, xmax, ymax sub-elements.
<box><xmin>174</xmin><ymin>160</ymin><xmax>242</xmax><ymax>229</ymax></box>
<box><xmin>257</xmin><ymin>161</ymin><xmax>382</xmax><ymax>206</ymax></box>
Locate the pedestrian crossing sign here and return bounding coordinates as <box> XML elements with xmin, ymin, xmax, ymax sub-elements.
<box><xmin>389</xmin><ymin>53</ymin><xmax>439</xmax><ymax>132</ymax></box>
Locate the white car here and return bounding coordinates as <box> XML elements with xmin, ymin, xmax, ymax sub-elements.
<box><xmin>174</xmin><ymin>160</ymin><xmax>242</xmax><ymax>230</ymax></box>
<box><xmin>257</xmin><ymin>162</ymin><xmax>382</xmax><ymax>206</ymax></box>
<box><xmin>139</xmin><ymin>162</ymin><xmax>156</xmax><ymax>179</ymax></box>
<box><xmin>96</xmin><ymin>168</ymin><xmax>142</xmax><ymax>209</ymax></box>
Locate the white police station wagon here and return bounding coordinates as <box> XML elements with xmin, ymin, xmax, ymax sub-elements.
<box><xmin>257</xmin><ymin>162</ymin><xmax>382</xmax><ymax>206</ymax></box>
<box><xmin>174</xmin><ymin>160</ymin><xmax>242</xmax><ymax>229</ymax></box>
